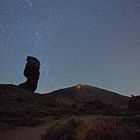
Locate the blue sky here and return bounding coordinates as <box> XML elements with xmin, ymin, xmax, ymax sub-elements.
<box><xmin>0</xmin><ymin>0</ymin><xmax>140</xmax><ymax>95</ymax></box>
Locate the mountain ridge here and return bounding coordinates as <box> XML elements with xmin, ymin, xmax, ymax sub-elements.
<box><xmin>46</xmin><ymin>84</ymin><xmax>129</xmax><ymax>107</ymax></box>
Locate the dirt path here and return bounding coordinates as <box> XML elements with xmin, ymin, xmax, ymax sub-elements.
<box><xmin>0</xmin><ymin>116</ymin><xmax>73</xmax><ymax>140</ymax></box>
<box><xmin>0</xmin><ymin>115</ymin><xmax>102</xmax><ymax>140</ymax></box>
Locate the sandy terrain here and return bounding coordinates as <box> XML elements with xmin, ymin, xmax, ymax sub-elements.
<box><xmin>0</xmin><ymin>116</ymin><xmax>72</xmax><ymax>140</ymax></box>
<box><xmin>0</xmin><ymin>115</ymin><xmax>108</xmax><ymax>140</ymax></box>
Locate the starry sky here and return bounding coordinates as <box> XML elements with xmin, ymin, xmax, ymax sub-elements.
<box><xmin>0</xmin><ymin>0</ymin><xmax>140</xmax><ymax>96</ymax></box>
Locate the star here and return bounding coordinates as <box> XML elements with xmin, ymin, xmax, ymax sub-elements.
<box><xmin>36</xmin><ymin>31</ymin><xmax>39</xmax><ymax>36</ymax></box>
<box><xmin>26</xmin><ymin>0</ymin><xmax>33</xmax><ymax>8</ymax></box>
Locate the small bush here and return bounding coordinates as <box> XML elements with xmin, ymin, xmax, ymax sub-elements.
<box><xmin>41</xmin><ymin>119</ymin><xmax>83</xmax><ymax>140</ymax></box>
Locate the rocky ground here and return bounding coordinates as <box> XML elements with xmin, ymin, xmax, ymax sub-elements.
<box><xmin>0</xmin><ymin>84</ymin><xmax>140</xmax><ymax>140</ymax></box>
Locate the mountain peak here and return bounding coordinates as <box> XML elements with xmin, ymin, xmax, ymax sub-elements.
<box><xmin>75</xmin><ymin>84</ymin><xmax>87</xmax><ymax>89</ymax></box>
<box><xmin>48</xmin><ymin>84</ymin><xmax>129</xmax><ymax>107</ymax></box>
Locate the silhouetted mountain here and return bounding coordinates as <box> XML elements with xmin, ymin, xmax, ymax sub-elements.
<box><xmin>47</xmin><ymin>84</ymin><xmax>129</xmax><ymax>108</ymax></box>
<box><xmin>0</xmin><ymin>83</ymin><xmax>130</xmax><ymax>130</ymax></box>
<box><xmin>0</xmin><ymin>84</ymin><xmax>140</xmax><ymax>140</ymax></box>
<box><xmin>0</xmin><ymin>84</ymin><xmax>80</xmax><ymax>129</ymax></box>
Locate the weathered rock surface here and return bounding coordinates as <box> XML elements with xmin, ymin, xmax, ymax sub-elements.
<box><xmin>19</xmin><ymin>56</ymin><xmax>40</xmax><ymax>92</ymax></box>
<box><xmin>128</xmin><ymin>95</ymin><xmax>140</xmax><ymax>110</ymax></box>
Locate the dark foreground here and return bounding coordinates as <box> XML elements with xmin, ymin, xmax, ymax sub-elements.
<box><xmin>0</xmin><ymin>84</ymin><xmax>140</xmax><ymax>140</ymax></box>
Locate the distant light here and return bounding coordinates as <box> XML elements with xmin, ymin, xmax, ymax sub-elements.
<box><xmin>76</xmin><ymin>84</ymin><xmax>85</xmax><ymax>89</ymax></box>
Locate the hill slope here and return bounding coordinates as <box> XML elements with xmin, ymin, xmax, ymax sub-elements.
<box><xmin>47</xmin><ymin>84</ymin><xmax>129</xmax><ymax>107</ymax></box>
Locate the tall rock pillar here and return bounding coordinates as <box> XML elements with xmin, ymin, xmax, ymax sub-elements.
<box><xmin>19</xmin><ymin>56</ymin><xmax>40</xmax><ymax>92</ymax></box>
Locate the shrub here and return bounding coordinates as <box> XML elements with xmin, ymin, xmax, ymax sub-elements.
<box><xmin>41</xmin><ymin>117</ymin><xmax>140</xmax><ymax>140</ymax></box>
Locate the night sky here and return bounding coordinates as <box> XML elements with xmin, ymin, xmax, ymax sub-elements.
<box><xmin>0</xmin><ymin>0</ymin><xmax>140</xmax><ymax>95</ymax></box>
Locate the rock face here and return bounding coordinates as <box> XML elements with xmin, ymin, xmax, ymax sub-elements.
<box><xmin>128</xmin><ymin>95</ymin><xmax>140</xmax><ymax>110</ymax></box>
<box><xmin>19</xmin><ymin>56</ymin><xmax>40</xmax><ymax>92</ymax></box>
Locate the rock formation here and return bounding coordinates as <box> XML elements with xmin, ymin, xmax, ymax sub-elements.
<box><xmin>128</xmin><ymin>95</ymin><xmax>140</xmax><ymax>110</ymax></box>
<box><xmin>19</xmin><ymin>56</ymin><xmax>40</xmax><ymax>92</ymax></box>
